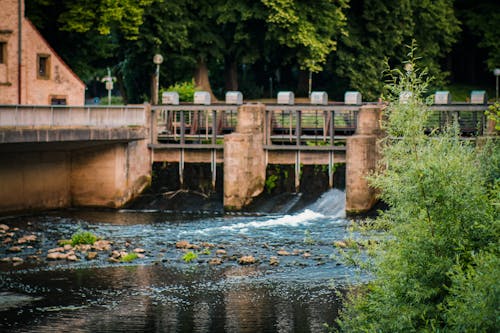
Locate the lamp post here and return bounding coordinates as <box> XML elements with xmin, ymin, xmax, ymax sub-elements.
<box><xmin>153</xmin><ymin>54</ymin><xmax>164</xmax><ymax>105</ymax></box>
<box><xmin>494</xmin><ymin>68</ymin><xmax>500</xmax><ymax>102</ymax></box>
<box><xmin>101</xmin><ymin>67</ymin><xmax>115</xmax><ymax>105</ymax></box>
<box><xmin>308</xmin><ymin>70</ymin><xmax>312</xmax><ymax>97</ymax></box>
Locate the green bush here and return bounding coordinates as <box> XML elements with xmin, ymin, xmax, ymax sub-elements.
<box><xmin>71</xmin><ymin>231</ymin><xmax>98</xmax><ymax>246</ymax></box>
<box><xmin>161</xmin><ymin>80</ymin><xmax>196</xmax><ymax>102</ymax></box>
<box><xmin>336</xmin><ymin>44</ymin><xmax>499</xmax><ymax>332</ymax></box>
<box><xmin>120</xmin><ymin>252</ymin><xmax>139</xmax><ymax>263</ymax></box>
<box><xmin>485</xmin><ymin>102</ymin><xmax>500</xmax><ymax>131</ymax></box>
<box><xmin>182</xmin><ymin>251</ymin><xmax>198</xmax><ymax>263</ymax></box>
<box><xmin>265</xmin><ymin>174</ymin><xmax>278</xmax><ymax>194</ymax></box>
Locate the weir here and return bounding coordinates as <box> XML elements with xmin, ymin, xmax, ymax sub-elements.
<box><xmin>0</xmin><ymin>102</ymin><xmax>494</xmax><ymax>214</ymax></box>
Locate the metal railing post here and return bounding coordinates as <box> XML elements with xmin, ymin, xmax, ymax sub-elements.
<box><xmin>180</xmin><ymin>110</ymin><xmax>185</xmax><ymax>145</ymax></box>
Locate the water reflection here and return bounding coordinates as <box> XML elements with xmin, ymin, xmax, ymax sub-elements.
<box><xmin>0</xmin><ymin>265</ymin><xmax>343</xmax><ymax>332</ymax></box>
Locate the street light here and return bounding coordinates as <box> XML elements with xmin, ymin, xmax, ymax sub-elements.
<box><xmin>493</xmin><ymin>68</ymin><xmax>500</xmax><ymax>102</ymax></box>
<box><xmin>101</xmin><ymin>67</ymin><xmax>116</xmax><ymax>105</ymax></box>
<box><xmin>153</xmin><ymin>54</ymin><xmax>164</xmax><ymax>105</ymax></box>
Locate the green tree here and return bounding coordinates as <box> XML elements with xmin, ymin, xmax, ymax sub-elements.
<box><xmin>337</xmin><ymin>45</ymin><xmax>499</xmax><ymax>331</ymax></box>
<box><xmin>459</xmin><ymin>0</ymin><xmax>500</xmax><ymax>71</ymax></box>
<box><xmin>333</xmin><ymin>0</ymin><xmax>460</xmax><ymax>100</ymax></box>
<box><xmin>262</xmin><ymin>0</ymin><xmax>348</xmax><ymax>74</ymax></box>
<box><xmin>57</xmin><ymin>0</ymin><xmax>153</xmax><ymax>40</ymax></box>
<box><xmin>213</xmin><ymin>0</ymin><xmax>267</xmax><ymax>91</ymax></box>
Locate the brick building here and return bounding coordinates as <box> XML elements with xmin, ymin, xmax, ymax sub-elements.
<box><xmin>0</xmin><ymin>0</ymin><xmax>85</xmax><ymax>105</ymax></box>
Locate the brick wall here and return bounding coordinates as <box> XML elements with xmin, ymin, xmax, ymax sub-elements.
<box><xmin>0</xmin><ymin>0</ymin><xmax>85</xmax><ymax>105</ymax></box>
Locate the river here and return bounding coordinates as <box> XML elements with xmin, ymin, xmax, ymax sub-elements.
<box><xmin>0</xmin><ymin>189</ymin><xmax>366</xmax><ymax>332</ymax></box>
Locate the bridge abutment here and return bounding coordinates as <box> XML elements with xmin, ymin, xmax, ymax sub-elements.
<box><xmin>71</xmin><ymin>141</ymin><xmax>151</xmax><ymax>208</ymax></box>
<box><xmin>0</xmin><ymin>140</ymin><xmax>151</xmax><ymax>213</ymax></box>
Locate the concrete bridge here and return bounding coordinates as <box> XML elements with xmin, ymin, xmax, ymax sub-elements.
<box><xmin>0</xmin><ymin>102</ymin><xmax>492</xmax><ymax>214</ymax></box>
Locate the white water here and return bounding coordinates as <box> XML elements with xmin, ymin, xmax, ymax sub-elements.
<box><xmin>307</xmin><ymin>188</ymin><xmax>346</xmax><ymax>219</ymax></box>
<box><xmin>188</xmin><ymin>189</ymin><xmax>346</xmax><ymax>236</ymax></box>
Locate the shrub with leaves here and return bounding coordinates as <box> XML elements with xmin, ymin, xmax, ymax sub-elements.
<box><xmin>162</xmin><ymin>80</ymin><xmax>196</xmax><ymax>102</ymax></box>
<box><xmin>120</xmin><ymin>252</ymin><xmax>139</xmax><ymax>263</ymax></box>
<box><xmin>182</xmin><ymin>251</ymin><xmax>198</xmax><ymax>263</ymax></box>
<box><xmin>336</xmin><ymin>44</ymin><xmax>499</xmax><ymax>332</ymax></box>
<box><xmin>70</xmin><ymin>231</ymin><xmax>98</xmax><ymax>246</ymax></box>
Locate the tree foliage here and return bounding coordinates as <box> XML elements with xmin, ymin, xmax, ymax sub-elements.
<box><xmin>57</xmin><ymin>0</ymin><xmax>153</xmax><ymax>40</ymax></box>
<box><xmin>262</xmin><ymin>0</ymin><xmax>348</xmax><ymax>73</ymax></box>
<box><xmin>334</xmin><ymin>0</ymin><xmax>460</xmax><ymax>100</ymax></box>
<box><xmin>24</xmin><ymin>0</ymin><xmax>498</xmax><ymax>102</ymax></box>
<box><xmin>460</xmin><ymin>0</ymin><xmax>500</xmax><ymax>71</ymax></box>
<box><xmin>337</xmin><ymin>45</ymin><xmax>499</xmax><ymax>332</ymax></box>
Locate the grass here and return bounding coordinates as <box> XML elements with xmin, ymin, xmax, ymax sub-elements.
<box><xmin>120</xmin><ymin>253</ymin><xmax>139</xmax><ymax>262</ymax></box>
<box><xmin>182</xmin><ymin>251</ymin><xmax>198</xmax><ymax>263</ymax></box>
<box><xmin>70</xmin><ymin>231</ymin><xmax>98</xmax><ymax>246</ymax></box>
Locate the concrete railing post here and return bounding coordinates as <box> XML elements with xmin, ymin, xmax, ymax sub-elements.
<box><xmin>224</xmin><ymin>104</ymin><xmax>266</xmax><ymax>210</ymax></box>
<box><xmin>346</xmin><ymin>105</ymin><xmax>383</xmax><ymax>214</ymax></box>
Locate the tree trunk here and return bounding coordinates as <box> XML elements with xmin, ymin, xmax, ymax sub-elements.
<box><xmin>224</xmin><ymin>58</ymin><xmax>238</xmax><ymax>91</ymax></box>
<box><xmin>194</xmin><ymin>58</ymin><xmax>218</xmax><ymax>102</ymax></box>
<box><xmin>296</xmin><ymin>69</ymin><xmax>309</xmax><ymax>97</ymax></box>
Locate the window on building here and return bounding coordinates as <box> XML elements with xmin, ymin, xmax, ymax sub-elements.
<box><xmin>37</xmin><ymin>54</ymin><xmax>50</xmax><ymax>79</ymax></box>
<box><xmin>0</xmin><ymin>42</ymin><xmax>6</xmax><ymax>64</ymax></box>
<box><xmin>50</xmin><ymin>96</ymin><xmax>67</xmax><ymax>105</ymax></box>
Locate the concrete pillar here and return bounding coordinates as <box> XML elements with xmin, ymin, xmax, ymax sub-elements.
<box><xmin>224</xmin><ymin>104</ymin><xmax>266</xmax><ymax>210</ymax></box>
<box><xmin>346</xmin><ymin>105</ymin><xmax>383</xmax><ymax>214</ymax></box>
<box><xmin>71</xmin><ymin>140</ymin><xmax>151</xmax><ymax>208</ymax></box>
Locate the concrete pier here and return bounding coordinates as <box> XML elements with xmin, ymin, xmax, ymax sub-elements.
<box><xmin>346</xmin><ymin>105</ymin><xmax>383</xmax><ymax>213</ymax></box>
<box><xmin>223</xmin><ymin>104</ymin><xmax>267</xmax><ymax>210</ymax></box>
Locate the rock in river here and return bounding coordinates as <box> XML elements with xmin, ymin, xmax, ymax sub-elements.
<box><xmin>238</xmin><ymin>255</ymin><xmax>257</xmax><ymax>265</ymax></box>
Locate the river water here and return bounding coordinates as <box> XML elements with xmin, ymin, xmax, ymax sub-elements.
<box><xmin>0</xmin><ymin>189</ymin><xmax>366</xmax><ymax>332</ymax></box>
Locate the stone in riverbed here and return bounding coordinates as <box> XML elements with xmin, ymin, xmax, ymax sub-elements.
<box><xmin>67</xmin><ymin>255</ymin><xmax>78</xmax><ymax>261</ymax></box>
<box><xmin>86</xmin><ymin>252</ymin><xmax>98</xmax><ymax>260</ymax></box>
<box><xmin>111</xmin><ymin>250</ymin><xmax>121</xmax><ymax>259</ymax></box>
<box><xmin>238</xmin><ymin>255</ymin><xmax>257</xmax><ymax>265</ymax></box>
<box><xmin>47</xmin><ymin>252</ymin><xmax>64</xmax><ymax>260</ymax></box>
<box><xmin>0</xmin><ymin>224</ymin><xmax>9</xmax><ymax>231</ymax></box>
<box><xmin>277</xmin><ymin>250</ymin><xmax>290</xmax><ymax>256</ymax></box>
<box><xmin>175</xmin><ymin>240</ymin><xmax>199</xmax><ymax>250</ymax></box>
<box><xmin>75</xmin><ymin>244</ymin><xmax>91</xmax><ymax>252</ymax></box>
<box><xmin>92</xmin><ymin>240</ymin><xmax>111</xmax><ymax>251</ymax></box>
<box><xmin>17</xmin><ymin>235</ymin><xmax>37</xmax><ymax>244</ymax></box>
<box><xmin>216</xmin><ymin>249</ymin><xmax>227</xmax><ymax>255</ymax></box>
<box><xmin>8</xmin><ymin>246</ymin><xmax>22</xmax><ymax>253</ymax></box>
<box><xmin>48</xmin><ymin>247</ymin><xmax>65</xmax><ymax>253</ymax></box>
<box><xmin>209</xmin><ymin>258</ymin><xmax>222</xmax><ymax>265</ymax></box>
<box><xmin>269</xmin><ymin>256</ymin><xmax>279</xmax><ymax>266</ymax></box>
<box><xmin>133</xmin><ymin>248</ymin><xmax>145</xmax><ymax>253</ymax></box>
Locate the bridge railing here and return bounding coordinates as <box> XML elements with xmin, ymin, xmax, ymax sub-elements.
<box><xmin>0</xmin><ymin>105</ymin><xmax>146</xmax><ymax>128</ymax></box>
<box><xmin>153</xmin><ymin>104</ymin><xmax>239</xmax><ymax>145</ymax></box>
<box><xmin>426</xmin><ymin>104</ymin><xmax>489</xmax><ymax>136</ymax></box>
<box><xmin>264</xmin><ymin>104</ymin><xmax>359</xmax><ymax>147</ymax></box>
<box><xmin>152</xmin><ymin>103</ymin><xmax>491</xmax><ymax>147</ymax></box>
<box><xmin>152</xmin><ymin>104</ymin><xmax>360</xmax><ymax>147</ymax></box>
